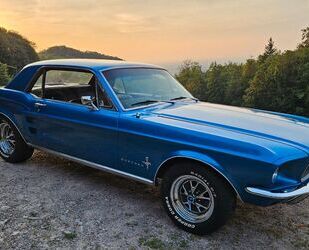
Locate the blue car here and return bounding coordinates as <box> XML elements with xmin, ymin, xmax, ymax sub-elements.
<box><xmin>0</xmin><ymin>59</ymin><xmax>308</xmax><ymax>234</ymax></box>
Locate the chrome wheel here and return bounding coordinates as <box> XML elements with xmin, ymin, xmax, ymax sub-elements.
<box><xmin>0</xmin><ymin>121</ymin><xmax>16</xmax><ymax>157</ymax></box>
<box><xmin>170</xmin><ymin>175</ymin><xmax>214</xmax><ymax>223</ymax></box>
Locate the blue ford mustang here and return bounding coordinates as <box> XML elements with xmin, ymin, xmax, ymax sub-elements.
<box><xmin>0</xmin><ymin>59</ymin><xmax>308</xmax><ymax>234</ymax></box>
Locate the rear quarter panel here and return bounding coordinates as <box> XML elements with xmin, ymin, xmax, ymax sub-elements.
<box><xmin>0</xmin><ymin>88</ymin><xmax>34</xmax><ymax>142</ymax></box>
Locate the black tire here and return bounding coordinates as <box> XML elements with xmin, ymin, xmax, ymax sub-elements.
<box><xmin>0</xmin><ymin>116</ymin><xmax>33</xmax><ymax>163</ymax></box>
<box><xmin>161</xmin><ymin>161</ymin><xmax>236</xmax><ymax>235</ymax></box>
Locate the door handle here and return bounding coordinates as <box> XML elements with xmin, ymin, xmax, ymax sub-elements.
<box><xmin>34</xmin><ymin>102</ymin><xmax>47</xmax><ymax>108</ymax></box>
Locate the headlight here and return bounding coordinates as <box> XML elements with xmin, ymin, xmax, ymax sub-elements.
<box><xmin>301</xmin><ymin>165</ymin><xmax>309</xmax><ymax>182</ymax></box>
<box><xmin>273</xmin><ymin>158</ymin><xmax>309</xmax><ymax>185</ymax></box>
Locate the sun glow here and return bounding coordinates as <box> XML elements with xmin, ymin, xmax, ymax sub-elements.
<box><xmin>0</xmin><ymin>0</ymin><xmax>308</xmax><ymax>65</ymax></box>
<box><xmin>0</xmin><ymin>17</ymin><xmax>9</xmax><ymax>30</ymax></box>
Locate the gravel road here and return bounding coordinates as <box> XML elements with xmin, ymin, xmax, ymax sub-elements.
<box><xmin>0</xmin><ymin>151</ymin><xmax>308</xmax><ymax>249</ymax></box>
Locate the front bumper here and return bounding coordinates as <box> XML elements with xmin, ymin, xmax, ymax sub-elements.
<box><xmin>246</xmin><ymin>182</ymin><xmax>309</xmax><ymax>200</ymax></box>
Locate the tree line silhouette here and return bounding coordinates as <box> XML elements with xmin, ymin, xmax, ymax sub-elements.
<box><xmin>176</xmin><ymin>27</ymin><xmax>309</xmax><ymax>117</ymax></box>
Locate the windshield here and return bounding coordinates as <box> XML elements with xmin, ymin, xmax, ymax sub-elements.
<box><xmin>103</xmin><ymin>68</ymin><xmax>193</xmax><ymax>109</ymax></box>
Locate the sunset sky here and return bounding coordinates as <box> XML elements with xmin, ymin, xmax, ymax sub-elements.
<box><xmin>0</xmin><ymin>0</ymin><xmax>308</xmax><ymax>66</ymax></box>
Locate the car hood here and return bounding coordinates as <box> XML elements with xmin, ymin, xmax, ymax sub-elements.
<box><xmin>150</xmin><ymin>102</ymin><xmax>309</xmax><ymax>153</ymax></box>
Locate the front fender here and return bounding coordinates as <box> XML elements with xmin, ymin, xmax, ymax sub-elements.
<box><xmin>154</xmin><ymin>150</ymin><xmax>243</xmax><ymax>200</ymax></box>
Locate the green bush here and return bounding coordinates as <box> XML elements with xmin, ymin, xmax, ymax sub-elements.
<box><xmin>0</xmin><ymin>63</ymin><xmax>10</xmax><ymax>86</ymax></box>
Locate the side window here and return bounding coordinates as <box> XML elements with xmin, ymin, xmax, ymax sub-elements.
<box><xmin>31</xmin><ymin>74</ymin><xmax>44</xmax><ymax>98</ymax></box>
<box><xmin>45</xmin><ymin>70</ymin><xmax>93</xmax><ymax>87</ymax></box>
<box><xmin>29</xmin><ymin>68</ymin><xmax>113</xmax><ymax>110</ymax></box>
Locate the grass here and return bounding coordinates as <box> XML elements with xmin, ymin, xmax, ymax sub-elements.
<box><xmin>63</xmin><ymin>231</ymin><xmax>77</xmax><ymax>240</ymax></box>
<box><xmin>139</xmin><ymin>236</ymin><xmax>166</xmax><ymax>249</ymax></box>
<box><xmin>179</xmin><ymin>239</ymin><xmax>189</xmax><ymax>248</ymax></box>
<box><xmin>291</xmin><ymin>237</ymin><xmax>309</xmax><ymax>249</ymax></box>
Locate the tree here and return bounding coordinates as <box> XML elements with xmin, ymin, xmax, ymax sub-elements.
<box><xmin>39</xmin><ymin>45</ymin><xmax>122</xmax><ymax>60</ymax></box>
<box><xmin>0</xmin><ymin>63</ymin><xmax>10</xmax><ymax>86</ymax></box>
<box><xmin>175</xmin><ymin>27</ymin><xmax>309</xmax><ymax>117</ymax></box>
<box><xmin>298</xmin><ymin>27</ymin><xmax>309</xmax><ymax>48</ymax></box>
<box><xmin>0</xmin><ymin>27</ymin><xmax>39</xmax><ymax>75</ymax></box>
<box><xmin>175</xmin><ymin>60</ymin><xmax>206</xmax><ymax>99</ymax></box>
<box><xmin>244</xmin><ymin>48</ymin><xmax>309</xmax><ymax>116</ymax></box>
<box><xmin>221</xmin><ymin>63</ymin><xmax>245</xmax><ymax>106</ymax></box>
<box><xmin>205</xmin><ymin>63</ymin><xmax>227</xmax><ymax>104</ymax></box>
<box><xmin>258</xmin><ymin>37</ymin><xmax>278</xmax><ymax>62</ymax></box>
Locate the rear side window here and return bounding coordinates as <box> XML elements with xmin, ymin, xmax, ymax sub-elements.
<box><xmin>45</xmin><ymin>70</ymin><xmax>93</xmax><ymax>87</ymax></box>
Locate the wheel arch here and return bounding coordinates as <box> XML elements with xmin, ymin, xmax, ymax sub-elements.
<box><xmin>0</xmin><ymin>111</ymin><xmax>28</xmax><ymax>144</ymax></box>
<box><xmin>154</xmin><ymin>154</ymin><xmax>243</xmax><ymax>201</ymax></box>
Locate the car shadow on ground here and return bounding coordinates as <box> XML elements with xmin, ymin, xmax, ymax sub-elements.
<box><xmin>0</xmin><ymin>151</ymin><xmax>308</xmax><ymax>249</ymax></box>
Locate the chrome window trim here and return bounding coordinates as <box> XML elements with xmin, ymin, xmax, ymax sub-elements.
<box><xmin>100</xmin><ymin>67</ymin><xmax>184</xmax><ymax>112</ymax></box>
<box><xmin>154</xmin><ymin>156</ymin><xmax>243</xmax><ymax>202</ymax></box>
<box><xmin>29</xmin><ymin>95</ymin><xmax>116</xmax><ymax>112</ymax></box>
<box><xmin>28</xmin><ymin>143</ymin><xmax>154</xmax><ymax>185</ymax></box>
<box><xmin>26</xmin><ymin>66</ymin><xmax>118</xmax><ymax>112</ymax></box>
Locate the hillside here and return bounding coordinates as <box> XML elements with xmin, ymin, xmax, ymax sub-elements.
<box><xmin>39</xmin><ymin>45</ymin><xmax>122</xmax><ymax>61</ymax></box>
<box><xmin>0</xmin><ymin>27</ymin><xmax>39</xmax><ymax>74</ymax></box>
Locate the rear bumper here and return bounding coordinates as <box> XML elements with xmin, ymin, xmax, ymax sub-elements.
<box><xmin>245</xmin><ymin>182</ymin><xmax>309</xmax><ymax>200</ymax></box>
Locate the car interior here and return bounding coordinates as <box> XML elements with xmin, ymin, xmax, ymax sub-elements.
<box><xmin>31</xmin><ymin>71</ymin><xmax>111</xmax><ymax>108</ymax></box>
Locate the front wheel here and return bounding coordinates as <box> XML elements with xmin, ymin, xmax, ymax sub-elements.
<box><xmin>161</xmin><ymin>162</ymin><xmax>236</xmax><ymax>235</ymax></box>
<box><xmin>0</xmin><ymin>117</ymin><xmax>33</xmax><ymax>163</ymax></box>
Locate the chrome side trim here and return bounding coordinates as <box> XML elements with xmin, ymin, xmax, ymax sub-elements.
<box><xmin>28</xmin><ymin>144</ymin><xmax>154</xmax><ymax>185</ymax></box>
<box><xmin>246</xmin><ymin>183</ymin><xmax>309</xmax><ymax>199</ymax></box>
<box><xmin>154</xmin><ymin>156</ymin><xmax>243</xmax><ymax>202</ymax></box>
<box><xmin>0</xmin><ymin>112</ymin><xmax>28</xmax><ymax>143</ymax></box>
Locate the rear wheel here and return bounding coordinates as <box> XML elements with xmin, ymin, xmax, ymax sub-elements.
<box><xmin>161</xmin><ymin>162</ymin><xmax>236</xmax><ymax>235</ymax></box>
<box><xmin>0</xmin><ymin>117</ymin><xmax>33</xmax><ymax>163</ymax></box>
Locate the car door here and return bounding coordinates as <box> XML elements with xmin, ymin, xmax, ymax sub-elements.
<box><xmin>25</xmin><ymin>67</ymin><xmax>119</xmax><ymax>168</ymax></box>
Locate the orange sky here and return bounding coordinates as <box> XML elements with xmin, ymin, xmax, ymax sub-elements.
<box><xmin>0</xmin><ymin>0</ymin><xmax>308</xmax><ymax>65</ymax></box>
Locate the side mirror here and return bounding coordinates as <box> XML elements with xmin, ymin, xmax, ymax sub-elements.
<box><xmin>81</xmin><ymin>96</ymin><xmax>99</xmax><ymax>111</ymax></box>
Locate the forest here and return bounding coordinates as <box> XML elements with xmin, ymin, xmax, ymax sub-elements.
<box><xmin>176</xmin><ymin>27</ymin><xmax>309</xmax><ymax>117</ymax></box>
<box><xmin>0</xmin><ymin>26</ymin><xmax>309</xmax><ymax>117</ymax></box>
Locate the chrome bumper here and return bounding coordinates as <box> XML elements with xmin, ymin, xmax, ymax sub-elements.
<box><xmin>246</xmin><ymin>182</ymin><xmax>309</xmax><ymax>199</ymax></box>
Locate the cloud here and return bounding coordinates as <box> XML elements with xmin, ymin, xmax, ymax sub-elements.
<box><xmin>114</xmin><ymin>13</ymin><xmax>160</xmax><ymax>33</ymax></box>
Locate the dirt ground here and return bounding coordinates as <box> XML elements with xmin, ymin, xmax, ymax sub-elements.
<box><xmin>0</xmin><ymin>151</ymin><xmax>308</xmax><ymax>250</ymax></box>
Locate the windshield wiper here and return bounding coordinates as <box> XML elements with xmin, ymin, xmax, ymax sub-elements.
<box><xmin>170</xmin><ymin>96</ymin><xmax>199</xmax><ymax>102</ymax></box>
<box><xmin>131</xmin><ymin>100</ymin><xmax>160</xmax><ymax>107</ymax></box>
<box><xmin>131</xmin><ymin>100</ymin><xmax>174</xmax><ymax>107</ymax></box>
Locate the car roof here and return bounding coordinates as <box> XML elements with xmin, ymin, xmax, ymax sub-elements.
<box><xmin>26</xmin><ymin>59</ymin><xmax>163</xmax><ymax>71</ymax></box>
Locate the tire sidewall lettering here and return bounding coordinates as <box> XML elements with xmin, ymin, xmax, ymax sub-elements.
<box><xmin>165</xmin><ymin>196</ymin><xmax>196</xmax><ymax>228</ymax></box>
<box><xmin>190</xmin><ymin>171</ymin><xmax>217</xmax><ymax>198</ymax></box>
<box><xmin>164</xmin><ymin>171</ymin><xmax>218</xmax><ymax>230</ymax></box>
